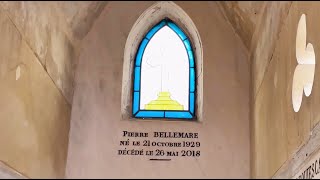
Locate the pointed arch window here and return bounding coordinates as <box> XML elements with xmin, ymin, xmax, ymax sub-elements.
<box><xmin>132</xmin><ymin>18</ymin><xmax>196</xmax><ymax>119</ymax></box>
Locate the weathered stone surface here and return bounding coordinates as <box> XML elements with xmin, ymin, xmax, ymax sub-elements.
<box><xmin>45</xmin><ymin>27</ymin><xmax>76</xmax><ymax>105</ymax></box>
<box><xmin>252</xmin><ymin>1</ymin><xmax>320</xmax><ymax>178</ymax></box>
<box><xmin>57</xmin><ymin>1</ymin><xmax>108</xmax><ymax>40</ymax></box>
<box><xmin>0</xmin><ymin>1</ymin><xmax>107</xmax><ymax>104</ymax></box>
<box><xmin>273</xmin><ymin>123</ymin><xmax>320</xmax><ymax>179</ymax></box>
<box><xmin>218</xmin><ymin>1</ymin><xmax>266</xmax><ymax>50</ymax></box>
<box><xmin>250</xmin><ymin>1</ymin><xmax>292</xmax><ymax>99</ymax></box>
<box><xmin>0</xmin><ymin>9</ymin><xmax>71</xmax><ymax>178</ymax></box>
<box><xmin>0</xmin><ymin>1</ymin><xmax>51</xmax><ymax>65</ymax></box>
<box><xmin>252</xmin><ymin>37</ymin><xmax>291</xmax><ymax>178</ymax></box>
<box><xmin>0</xmin><ymin>1</ymin><xmax>74</xmax><ymax>103</ymax></box>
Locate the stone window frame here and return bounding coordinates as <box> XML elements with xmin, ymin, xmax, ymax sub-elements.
<box><xmin>121</xmin><ymin>1</ymin><xmax>203</xmax><ymax>122</ymax></box>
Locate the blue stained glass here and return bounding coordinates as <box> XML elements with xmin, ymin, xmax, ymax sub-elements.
<box><xmin>188</xmin><ymin>50</ymin><xmax>194</xmax><ymax>68</ymax></box>
<box><xmin>134</xmin><ymin>67</ymin><xmax>140</xmax><ymax>91</ymax></box>
<box><xmin>183</xmin><ymin>39</ymin><xmax>192</xmax><ymax>51</ymax></box>
<box><xmin>135</xmin><ymin>111</ymin><xmax>165</xmax><ymax>118</ymax></box>
<box><xmin>146</xmin><ymin>21</ymin><xmax>166</xmax><ymax>40</ymax></box>
<box><xmin>136</xmin><ymin>38</ymin><xmax>149</xmax><ymax>66</ymax></box>
<box><xmin>133</xmin><ymin>92</ymin><xmax>140</xmax><ymax>114</ymax></box>
<box><xmin>165</xmin><ymin>111</ymin><xmax>193</xmax><ymax>119</ymax></box>
<box><xmin>167</xmin><ymin>22</ymin><xmax>187</xmax><ymax>40</ymax></box>
<box><xmin>190</xmin><ymin>68</ymin><xmax>195</xmax><ymax>92</ymax></box>
<box><xmin>133</xmin><ymin>18</ymin><xmax>196</xmax><ymax>120</ymax></box>
<box><xmin>190</xmin><ymin>93</ymin><xmax>195</xmax><ymax>114</ymax></box>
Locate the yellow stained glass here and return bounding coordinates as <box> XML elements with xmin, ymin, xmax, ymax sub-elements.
<box><xmin>145</xmin><ymin>91</ymin><xmax>184</xmax><ymax>110</ymax></box>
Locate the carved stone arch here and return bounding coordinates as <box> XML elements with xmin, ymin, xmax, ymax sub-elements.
<box><xmin>121</xmin><ymin>1</ymin><xmax>203</xmax><ymax>121</ymax></box>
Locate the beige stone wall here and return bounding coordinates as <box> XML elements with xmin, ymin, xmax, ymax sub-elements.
<box><xmin>0</xmin><ymin>3</ymin><xmax>108</xmax><ymax>177</ymax></box>
<box><xmin>66</xmin><ymin>1</ymin><xmax>250</xmax><ymax>178</ymax></box>
<box><xmin>0</xmin><ymin>6</ymin><xmax>70</xmax><ymax>179</ymax></box>
<box><xmin>218</xmin><ymin>1</ymin><xmax>267</xmax><ymax>50</ymax></box>
<box><xmin>0</xmin><ymin>1</ymin><xmax>107</xmax><ymax>104</ymax></box>
<box><xmin>251</xmin><ymin>1</ymin><xmax>320</xmax><ymax>178</ymax></box>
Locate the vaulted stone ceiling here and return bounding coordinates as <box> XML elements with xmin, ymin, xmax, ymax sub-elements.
<box><xmin>218</xmin><ymin>1</ymin><xmax>293</xmax><ymax>105</ymax></box>
<box><xmin>218</xmin><ymin>1</ymin><xmax>267</xmax><ymax>50</ymax></box>
<box><xmin>0</xmin><ymin>1</ymin><xmax>291</xmax><ymax>105</ymax></box>
<box><xmin>56</xmin><ymin>1</ymin><xmax>108</xmax><ymax>40</ymax></box>
<box><xmin>218</xmin><ymin>1</ymin><xmax>292</xmax><ymax>66</ymax></box>
<box><xmin>0</xmin><ymin>1</ymin><xmax>108</xmax><ymax>104</ymax></box>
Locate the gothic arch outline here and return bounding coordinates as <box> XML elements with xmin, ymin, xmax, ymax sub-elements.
<box><xmin>121</xmin><ymin>1</ymin><xmax>203</xmax><ymax>121</ymax></box>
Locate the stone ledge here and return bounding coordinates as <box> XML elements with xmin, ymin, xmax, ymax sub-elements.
<box><xmin>273</xmin><ymin>122</ymin><xmax>320</xmax><ymax>178</ymax></box>
<box><xmin>0</xmin><ymin>161</ymin><xmax>28</xmax><ymax>179</ymax></box>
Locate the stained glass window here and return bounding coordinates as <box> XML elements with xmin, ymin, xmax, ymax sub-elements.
<box><xmin>132</xmin><ymin>18</ymin><xmax>196</xmax><ymax>119</ymax></box>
